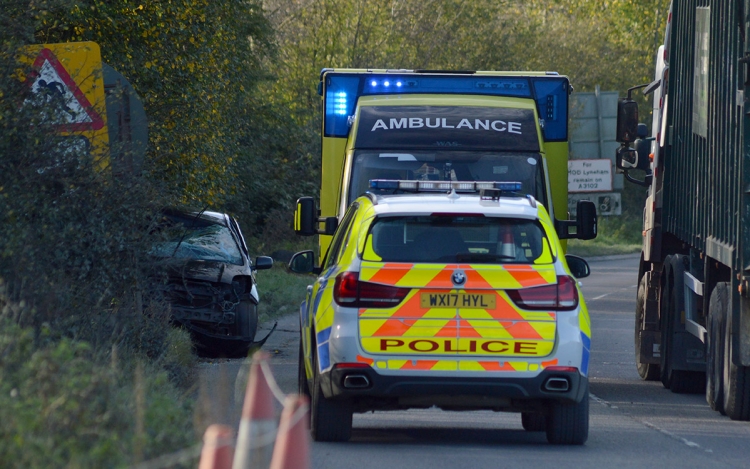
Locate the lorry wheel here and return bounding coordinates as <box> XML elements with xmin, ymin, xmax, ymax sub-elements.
<box><xmin>546</xmin><ymin>390</ymin><xmax>589</xmax><ymax>445</ymax></box>
<box><xmin>722</xmin><ymin>296</ymin><xmax>750</xmax><ymax>421</ymax></box>
<box><xmin>636</xmin><ymin>274</ymin><xmax>660</xmax><ymax>380</ymax></box>
<box><xmin>310</xmin><ymin>350</ymin><xmax>353</xmax><ymax>442</ymax></box>
<box><xmin>235</xmin><ymin>300</ymin><xmax>258</xmax><ymax>341</ymax></box>
<box><xmin>706</xmin><ymin>283</ymin><xmax>726</xmax><ymax>413</ymax></box>
<box><xmin>522</xmin><ymin>412</ymin><xmax>546</xmax><ymax>432</ymax></box>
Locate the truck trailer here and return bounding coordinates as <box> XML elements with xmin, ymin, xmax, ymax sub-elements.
<box><xmin>617</xmin><ymin>0</ymin><xmax>750</xmax><ymax>419</ymax></box>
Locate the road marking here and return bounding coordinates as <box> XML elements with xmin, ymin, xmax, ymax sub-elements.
<box><xmin>590</xmin><ymin>392</ymin><xmax>712</xmax><ymax>453</ymax></box>
<box><xmin>587</xmin><ymin>285</ymin><xmax>638</xmax><ymax>301</ymax></box>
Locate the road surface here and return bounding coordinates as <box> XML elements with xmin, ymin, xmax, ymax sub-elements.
<box><xmin>197</xmin><ymin>255</ymin><xmax>750</xmax><ymax>468</ymax></box>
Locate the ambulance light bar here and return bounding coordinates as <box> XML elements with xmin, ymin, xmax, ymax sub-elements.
<box><xmin>369</xmin><ymin>179</ymin><xmax>522</xmax><ymax>193</ymax></box>
<box><xmin>323</xmin><ymin>73</ymin><xmax>570</xmax><ymax>141</ymax></box>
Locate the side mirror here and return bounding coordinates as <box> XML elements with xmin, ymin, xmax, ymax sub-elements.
<box><xmin>294</xmin><ymin>197</ymin><xmax>339</xmax><ymax>236</ymax></box>
<box><xmin>295</xmin><ymin>197</ymin><xmax>317</xmax><ymax>236</ymax></box>
<box><xmin>555</xmin><ymin>200</ymin><xmax>597</xmax><ymax>240</ymax></box>
<box><xmin>615</xmin><ymin>99</ymin><xmax>639</xmax><ymax>143</ymax></box>
<box><xmin>565</xmin><ymin>254</ymin><xmax>591</xmax><ymax>279</ymax></box>
<box><xmin>288</xmin><ymin>250</ymin><xmax>316</xmax><ymax>274</ymax></box>
<box><xmin>616</xmin><ymin>145</ymin><xmax>638</xmax><ymax>170</ymax></box>
<box><xmin>576</xmin><ymin>200</ymin><xmax>597</xmax><ymax>240</ymax></box>
<box><xmin>253</xmin><ymin>256</ymin><xmax>273</xmax><ymax>270</ymax></box>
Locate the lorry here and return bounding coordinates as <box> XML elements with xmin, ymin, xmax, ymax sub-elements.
<box><xmin>616</xmin><ymin>0</ymin><xmax>750</xmax><ymax>419</ymax></box>
<box><xmin>305</xmin><ymin>69</ymin><xmax>597</xmax><ymax>253</ymax></box>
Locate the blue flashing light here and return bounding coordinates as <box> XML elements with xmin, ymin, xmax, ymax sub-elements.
<box><xmin>323</xmin><ymin>73</ymin><xmax>569</xmax><ymax>140</ymax></box>
<box><xmin>532</xmin><ymin>77</ymin><xmax>569</xmax><ymax>141</ymax></box>
<box><xmin>369</xmin><ymin>179</ymin><xmax>400</xmax><ymax>190</ymax></box>
<box><xmin>494</xmin><ymin>181</ymin><xmax>523</xmax><ymax>192</ymax></box>
<box><xmin>325</xmin><ymin>76</ymin><xmax>359</xmax><ymax>136</ymax></box>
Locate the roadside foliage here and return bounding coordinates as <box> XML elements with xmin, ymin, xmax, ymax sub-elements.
<box><xmin>0</xmin><ymin>0</ymin><xmax>667</xmax><ymax>466</ymax></box>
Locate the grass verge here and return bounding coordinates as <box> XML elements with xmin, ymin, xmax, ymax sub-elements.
<box><xmin>255</xmin><ymin>263</ymin><xmax>315</xmax><ymax>323</ymax></box>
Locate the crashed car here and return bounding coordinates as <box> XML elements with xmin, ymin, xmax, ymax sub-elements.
<box><xmin>152</xmin><ymin>208</ymin><xmax>273</xmax><ymax>357</ymax></box>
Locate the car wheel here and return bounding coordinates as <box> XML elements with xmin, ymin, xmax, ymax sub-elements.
<box><xmin>546</xmin><ymin>390</ymin><xmax>589</xmax><ymax>445</ymax></box>
<box><xmin>235</xmin><ymin>300</ymin><xmax>258</xmax><ymax>341</ymax></box>
<box><xmin>521</xmin><ymin>412</ymin><xmax>546</xmax><ymax>432</ymax></box>
<box><xmin>310</xmin><ymin>348</ymin><xmax>352</xmax><ymax>442</ymax></box>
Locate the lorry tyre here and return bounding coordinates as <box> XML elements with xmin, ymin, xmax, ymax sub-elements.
<box><xmin>546</xmin><ymin>390</ymin><xmax>588</xmax><ymax>445</ymax></box>
<box><xmin>521</xmin><ymin>412</ymin><xmax>546</xmax><ymax>432</ymax></box>
<box><xmin>310</xmin><ymin>349</ymin><xmax>353</xmax><ymax>442</ymax></box>
<box><xmin>722</xmin><ymin>296</ymin><xmax>750</xmax><ymax>421</ymax></box>
<box><xmin>235</xmin><ymin>300</ymin><xmax>258</xmax><ymax>341</ymax></box>
<box><xmin>706</xmin><ymin>283</ymin><xmax>726</xmax><ymax>413</ymax></box>
<box><xmin>636</xmin><ymin>274</ymin><xmax>660</xmax><ymax>380</ymax></box>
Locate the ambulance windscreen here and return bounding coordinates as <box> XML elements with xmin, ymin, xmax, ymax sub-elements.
<box><xmin>349</xmin><ymin>151</ymin><xmax>546</xmax><ymax>207</ymax></box>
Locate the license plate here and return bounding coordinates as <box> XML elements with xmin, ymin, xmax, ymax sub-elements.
<box><xmin>420</xmin><ymin>293</ymin><xmax>496</xmax><ymax>309</ymax></box>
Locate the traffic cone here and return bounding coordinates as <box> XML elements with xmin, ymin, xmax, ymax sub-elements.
<box><xmin>232</xmin><ymin>351</ymin><xmax>277</xmax><ymax>469</ymax></box>
<box><xmin>198</xmin><ymin>424</ymin><xmax>235</xmax><ymax>469</ymax></box>
<box><xmin>269</xmin><ymin>395</ymin><xmax>310</xmax><ymax>469</ymax></box>
<box><xmin>501</xmin><ymin>228</ymin><xmax>516</xmax><ymax>259</ymax></box>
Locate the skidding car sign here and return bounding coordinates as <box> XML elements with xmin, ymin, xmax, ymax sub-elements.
<box><xmin>356</xmin><ymin>106</ymin><xmax>539</xmax><ymax>151</ymax></box>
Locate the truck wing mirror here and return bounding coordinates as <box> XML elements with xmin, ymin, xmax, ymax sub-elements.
<box><xmin>616</xmin><ymin>146</ymin><xmax>638</xmax><ymax>170</ymax></box>
<box><xmin>616</xmin><ymin>99</ymin><xmax>639</xmax><ymax>143</ymax></box>
<box><xmin>615</xmin><ymin>83</ymin><xmax>650</xmax><ymax>144</ymax></box>
<box><xmin>294</xmin><ymin>197</ymin><xmax>339</xmax><ymax>236</ymax></box>
<box><xmin>555</xmin><ymin>200</ymin><xmax>598</xmax><ymax>240</ymax></box>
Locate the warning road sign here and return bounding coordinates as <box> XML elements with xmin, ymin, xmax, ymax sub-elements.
<box><xmin>20</xmin><ymin>42</ymin><xmax>109</xmax><ymax>167</ymax></box>
<box><xmin>25</xmin><ymin>48</ymin><xmax>104</xmax><ymax>131</ymax></box>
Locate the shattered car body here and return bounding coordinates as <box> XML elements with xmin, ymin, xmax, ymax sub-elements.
<box><xmin>153</xmin><ymin>209</ymin><xmax>273</xmax><ymax>357</ymax></box>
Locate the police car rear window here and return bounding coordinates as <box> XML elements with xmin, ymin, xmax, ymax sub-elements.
<box><xmin>363</xmin><ymin>216</ymin><xmax>553</xmax><ymax>264</ymax></box>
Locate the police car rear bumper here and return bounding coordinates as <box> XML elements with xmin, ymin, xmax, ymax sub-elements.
<box><xmin>323</xmin><ymin>367</ymin><xmax>587</xmax><ymax>408</ymax></box>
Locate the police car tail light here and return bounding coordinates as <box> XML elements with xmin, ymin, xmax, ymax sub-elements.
<box><xmin>334</xmin><ymin>272</ymin><xmax>410</xmax><ymax>308</ymax></box>
<box><xmin>507</xmin><ymin>275</ymin><xmax>578</xmax><ymax>311</ymax></box>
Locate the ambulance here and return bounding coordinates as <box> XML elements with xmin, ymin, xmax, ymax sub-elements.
<box><xmin>312</xmin><ymin>69</ymin><xmax>594</xmax><ymax>256</ymax></box>
<box><xmin>289</xmin><ymin>180</ymin><xmax>597</xmax><ymax>445</ymax></box>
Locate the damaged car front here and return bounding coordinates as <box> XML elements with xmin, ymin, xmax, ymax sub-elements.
<box><xmin>151</xmin><ymin>209</ymin><xmax>273</xmax><ymax>357</ymax></box>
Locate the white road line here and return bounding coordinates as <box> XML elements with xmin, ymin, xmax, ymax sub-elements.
<box><xmin>587</xmin><ymin>285</ymin><xmax>638</xmax><ymax>302</ymax></box>
<box><xmin>590</xmin><ymin>392</ymin><xmax>712</xmax><ymax>453</ymax></box>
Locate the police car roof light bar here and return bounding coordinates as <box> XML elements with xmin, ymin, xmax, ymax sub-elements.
<box><xmin>369</xmin><ymin>179</ymin><xmax>522</xmax><ymax>193</ymax></box>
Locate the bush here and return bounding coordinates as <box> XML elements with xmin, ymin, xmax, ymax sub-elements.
<box><xmin>0</xmin><ymin>318</ymin><xmax>196</xmax><ymax>468</ymax></box>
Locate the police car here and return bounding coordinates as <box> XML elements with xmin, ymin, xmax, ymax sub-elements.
<box><xmin>289</xmin><ymin>180</ymin><xmax>596</xmax><ymax>445</ymax></box>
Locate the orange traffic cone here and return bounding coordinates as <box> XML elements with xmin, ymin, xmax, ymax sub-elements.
<box><xmin>232</xmin><ymin>351</ymin><xmax>278</xmax><ymax>469</ymax></box>
<box><xmin>269</xmin><ymin>395</ymin><xmax>310</xmax><ymax>469</ymax></box>
<box><xmin>198</xmin><ymin>424</ymin><xmax>235</xmax><ymax>469</ymax></box>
